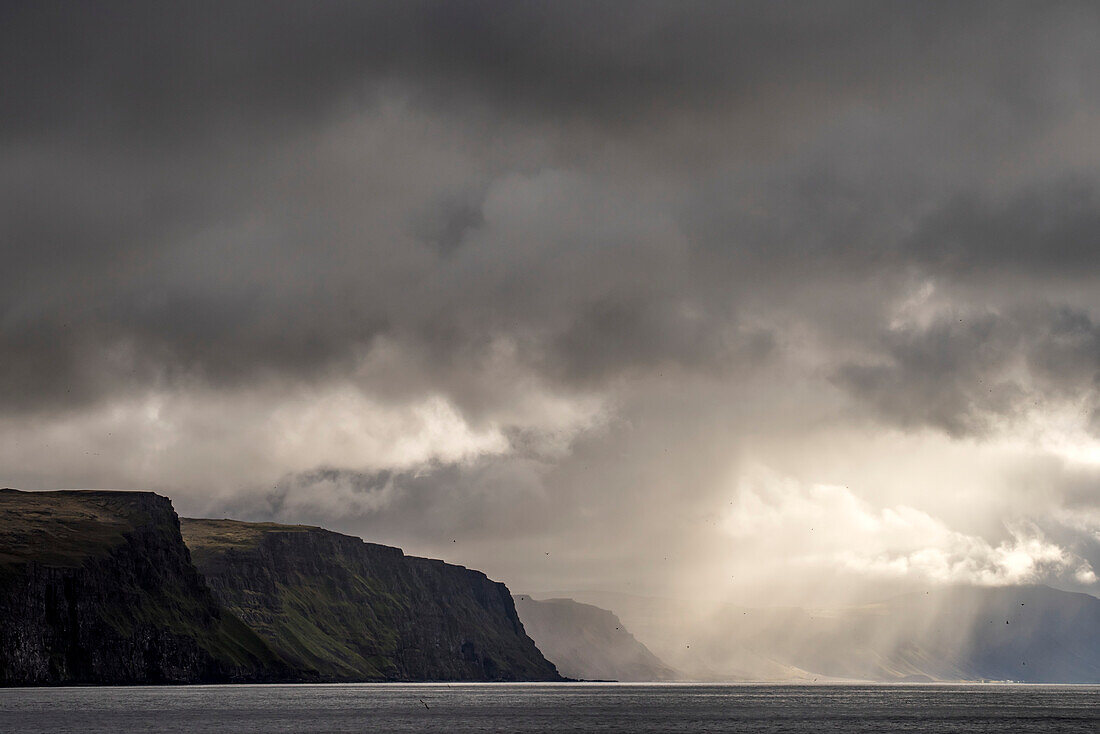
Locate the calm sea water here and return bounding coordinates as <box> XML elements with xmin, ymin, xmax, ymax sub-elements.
<box><xmin>1</xmin><ymin>683</ymin><xmax>1098</xmax><ymax>733</ymax></box>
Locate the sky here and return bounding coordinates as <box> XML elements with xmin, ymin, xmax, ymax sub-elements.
<box><xmin>4</xmin><ymin>1</ymin><xmax>1100</xmax><ymax>605</ymax></box>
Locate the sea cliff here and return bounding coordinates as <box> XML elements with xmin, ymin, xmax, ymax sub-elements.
<box><xmin>0</xmin><ymin>489</ymin><xmax>284</xmax><ymax>685</ymax></box>
<box><xmin>182</xmin><ymin>518</ymin><xmax>561</xmax><ymax>681</ymax></box>
<box><xmin>0</xmin><ymin>489</ymin><xmax>560</xmax><ymax>685</ymax></box>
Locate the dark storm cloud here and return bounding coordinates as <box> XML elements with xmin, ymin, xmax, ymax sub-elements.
<box><xmin>545</xmin><ymin>295</ymin><xmax>774</xmax><ymax>386</ymax></box>
<box><xmin>1</xmin><ymin>0</ymin><xmax>1024</xmax><ymax>139</ymax></box>
<box><xmin>834</xmin><ymin>306</ymin><xmax>1100</xmax><ymax>437</ymax></box>
<box><xmin>224</xmin><ymin>460</ymin><xmax>554</xmax><ymax>543</ymax></box>
<box><xmin>412</xmin><ymin>190</ymin><xmax>486</xmax><ymax>257</ymax></box>
<box><xmin>833</xmin><ymin>314</ymin><xmax>1026</xmax><ymax>437</ymax></box>
<box><xmin>4</xmin><ymin>0</ymin><xmax>1100</xmax><ymax>429</ymax></box>
<box><xmin>907</xmin><ymin>179</ymin><xmax>1100</xmax><ymax>277</ymax></box>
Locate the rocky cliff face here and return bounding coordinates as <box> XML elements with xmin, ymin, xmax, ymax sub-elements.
<box><xmin>181</xmin><ymin>519</ymin><xmax>562</xmax><ymax>681</ymax></box>
<box><xmin>0</xmin><ymin>489</ymin><xmax>286</xmax><ymax>685</ymax></box>
<box><xmin>0</xmin><ymin>490</ymin><xmax>561</xmax><ymax>685</ymax></box>
<box><xmin>513</xmin><ymin>595</ymin><xmax>678</xmax><ymax>681</ymax></box>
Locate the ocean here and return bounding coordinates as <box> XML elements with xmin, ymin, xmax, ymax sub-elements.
<box><xmin>1</xmin><ymin>683</ymin><xmax>1097</xmax><ymax>733</ymax></box>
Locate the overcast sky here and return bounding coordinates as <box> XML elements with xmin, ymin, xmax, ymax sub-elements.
<box><xmin>4</xmin><ymin>1</ymin><xmax>1100</xmax><ymax>604</ymax></box>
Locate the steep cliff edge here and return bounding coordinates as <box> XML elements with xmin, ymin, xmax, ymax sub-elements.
<box><xmin>514</xmin><ymin>595</ymin><xmax>678</xmax><ymax>681</ymax></box>
<box><xmin>181</xmin><ymin>518</ymin><xmax>562</xmax><ymax>681</ymax></box>
<box><xmin>0</xmin><ymin>489</ymin><xmax>286</xmax><ymax>685</ymax></box>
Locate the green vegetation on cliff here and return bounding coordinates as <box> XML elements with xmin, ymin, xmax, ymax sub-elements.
<box><xmin>182</xmin><ymin>518</ymin><xmax>562</xmax><ymax>681</ymax></box>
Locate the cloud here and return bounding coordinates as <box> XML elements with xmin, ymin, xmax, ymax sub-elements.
<box><xmin>5</xmin><ymin>2</ymin><xmax>1100</xmax><ymax>602</ymax></box>
<box><xmin>833</xmin><ymin>301</ymin><xmax>1100</xmax><ymax>439</ymax></box>
<box><xmin>4</xmin><ymin>2</ymin><xmax>1100</xmax><ymax>417</ymax></box>
<box><xmin>0</xmin><ymin>377</ymin><xmax>604</xmax><ymax>502</ymax></box>
<box><xmin>724</xmin><ymin>467</ymin><xmax>1097</xmax><ymax>588</ymax></box>
<box><xmin>907</xmin><ymin>179</ymin><xmax>1100</xmax><ymax>277</ymax></box>
<box><xmin>11</xmin><ymin>1</ymin><xmax>1067</xmax><ymax>140</ymax></box>
<box><xmin>834</xmin><ymin>313</ymin><xmax>1022</xmax><ymax>436</ymax></box>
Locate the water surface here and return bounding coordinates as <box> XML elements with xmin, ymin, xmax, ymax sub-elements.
<box><xmin>2</xmin><ymin>683</ymin><xmax>1097</xmax><ymax>733</ymax></box>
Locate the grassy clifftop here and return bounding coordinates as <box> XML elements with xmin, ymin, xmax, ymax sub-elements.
<box><xmin>182</xmin><ymin>517</ymin><xmax>316</xmax><ymax>560</ymax></box>
<box><xmin>0</xmin><ymin>489</ymin><xmax>171</xmax><ymax>569</ymax></box>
